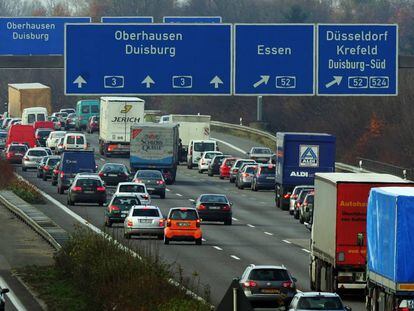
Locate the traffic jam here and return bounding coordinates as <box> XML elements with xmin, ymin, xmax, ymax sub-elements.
<box><xmin>1</xmin><ymin>89</ymin><xmax>413</xmax><ymax>310</ymax></box>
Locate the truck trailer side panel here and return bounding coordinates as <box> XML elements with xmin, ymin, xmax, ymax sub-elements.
<box><xmin>8</xmin><ymin>83</ymin><xmax>52</xmax><ymax>118</ymax></box>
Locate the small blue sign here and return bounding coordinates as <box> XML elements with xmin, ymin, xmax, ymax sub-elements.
<box><xmin>0</xmin><ymin>17</ymin><xmax>90</xmax><ymax>55</ymax></box>
<box><xmin>101</xmin><ymin>16</ymin><xmax>153</xmax><ymax>23</ymax></box>
<box><xmin>65</xmin><ymin>24</ymin><xmax>232</xmax><ymax>95</ymax></box>
<box><xmin>317</xmin><ymin>24</ymin><xmax>398</xmax><ymax>95</ymax></box>
<box><xmin>234</xmin><ymin>24</ymin><xmax>315</xmax><ymax>95</ymax></box>
<box><xmin>163</xmin><ymin>16</ymin><xmax>222</xmax><ymax>23</ymax></box>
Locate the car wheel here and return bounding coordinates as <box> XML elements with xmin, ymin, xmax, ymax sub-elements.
<box><xmin>160</xmin><ymin>192</ymin><xmax>166</xmax><ymax>199</ymax></box>
<box><xmin>187</xmin><ymin>162</ymin><xmax>192</xmax><ymax>169</ymax></box>
<box><xmin>58</xmin><ymin>186</ymin><xmax>64</xmax><ymax>194</ymax></box>
<box><xmin>294</xmin><ymin>210</ymin><xmax>299</xmax><ymax>219</ymax></box>
<box><xmin>22</xmin><ymin>167</ymin><xmax>27</xmax><ymax>172</ymax></box>
<box><xmin>239</xmin><ymin>184</ymin><xmax>244</xmax><ymax>190</ymax></box>
<box><xmin>198</xmin><ymin>169</ymin><xmax>202</xmax><ymax>174</ymax></box>
<box><xmin>105</xmin><ymin>218</ymin><xmax>112</xmax><ymax>227</ymax></box>
<box><xmin>124</xmin><ymin>233</ymin><xmax>130</xmax><ymax>239</ymax></box>
<box><xmin>219</xmin><ymin>176</ymin><xmax>224</xmax><ymax>180</ymax></box>
<box><xmin>229</xmin><ymin>178</ymin><xmax>234</xmax><ymax>183</ymax></box>
<box><xmin>224</xmin><ymin>219</ymin><xmax>232</xmax><ymax>226</ymax></box>
<box><xmin>67</xmin><ymin>197</ymin><xmax>73</xmax><ymax>206</ymax></box>
<box><xmin>208</xmin><ymin>171</ymin><xmax>213</xmax><ymax>177</ymax></box>
<box><xmin>157</xmin><ymin>234</ymin><xmax>164</xmax><ymax>240</ymax></box>
<box><xmin>195</xmin><ymin>238</ymin><xmax>202</xmax><ymax>245</ymax></box>
<box><xmin>99</xmin><ymin>202</ymin><xmax>104</xmax><ymax>207</ymax></box>
<box><xmin>43</xmin><ymin>175</ymin><xmax>47</xmax><ymax>181</ymax></box>
<box><xmin>289</xmin><ymin>209</ymin><xmax>294</xmax><ymax>215</ymax></box>
<box><xmin>299</xmin><ymin>214</ymin><xmax>304</xmax><ymax>224</ymax></box>
<box><xmin>164</xmin><ymin>236</ymin><xmax>170</xmax><ymax>245</ymax></box>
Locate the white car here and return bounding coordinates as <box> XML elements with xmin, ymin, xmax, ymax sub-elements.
<box><xmin>22</xmin><ymin>147</ymin><xmax>48</xmax><ymax>171</ymax></box>
<box><xmin>62</xmin><ymin>133</ymin><xmax>88</xmax><ymax>151</ymax></box>
<box><xmin>115</xmin><ymin>182</ymin><xmax>151</xmax><ymax>205</ymax></box>
<box><xmin>187</xmin><ymin>139</ymin><xmax>218</xmax><ymax>169</ymax></box>
<box><xmin>46</xmin><ymin>131</ymin><xmax>66</xmax><ymax>150</ymax></box>
<box><xmin>124</xmin><ymin>205</ymin><xmax>165</xmax><ymax>240</ymax></box>
<box><xmin>247</xmin><ymin>147</ymin><xmax>273</xmax><ymax>163</ymax></box>
<box><xmin>198</xmin><ymin>151</ymin><xmax>223</xmax><ymax>173</ymax></box>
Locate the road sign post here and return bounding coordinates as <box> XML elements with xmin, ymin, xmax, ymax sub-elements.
<box><xmin>65</xmin><ymin>24</ymin><xmax>232</xmax><ymax>95</ymax></box>
<box><xmin>317</xmin><ymin>24</ymin><xmax>398</xmax><ymax>95</ymax></box>
<box><xmin>0</xmin><ymin>17</ymin><xmax>90</xmax><ymax>55</ymax></box>
<box><xmin>234</xmin><ymin>24</ymin><xmax>315</xmax><ymax>95</ymax></box>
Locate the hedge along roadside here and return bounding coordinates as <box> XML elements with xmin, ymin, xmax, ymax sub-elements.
<box><xmin>14</xmin><ymin>172</ymin><xmax>214</xmax><ymax>309</ymax></box>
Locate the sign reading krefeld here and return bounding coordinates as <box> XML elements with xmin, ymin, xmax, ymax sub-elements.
<box><xmin>318</xmin><ymin>24</ymin><xmax>398</xmax><ymax>95</ymax></box>
<box><xmin>65</xmin><ymin>24</ymin><xmax>232</xmax><ymax>95</ymax></box>
<box><xmin>0</xmin><ymin>17</ymin><xmax>90</xmax><ymax>55</ymax></box>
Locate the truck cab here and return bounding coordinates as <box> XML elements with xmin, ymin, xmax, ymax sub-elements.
<box><xmin>75</xmin><ymin>100</ymin><xmax>100</xmax><ymax>130</ymax></box>
<box><xmin>187</xmin><ymin>139</ymin><xmax>218</xmax><ymax>169</ymax></box>
<box><xmin>21</xmin><ymin>107</ymin><xmax>47</xmax><ymax>125</ymax></box>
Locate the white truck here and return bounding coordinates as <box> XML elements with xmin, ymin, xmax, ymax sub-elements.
<box><xmin>99</xmin><ymin>97</ymin><xmax>145</xmax><ymax>157</ymax></box>
<box><xmin>159</xmin><ymin>114</ymin><xmax>210</xmax><ymax>162</ymax></box>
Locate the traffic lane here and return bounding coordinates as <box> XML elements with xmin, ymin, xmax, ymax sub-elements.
<box><xmin>211</xmin><ymin>130</ymin><xmax>269</xmax><ymax>154</ymax></box>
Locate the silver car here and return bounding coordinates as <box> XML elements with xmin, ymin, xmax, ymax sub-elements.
<box><xmin>288</xmin><ymin>292</ymin><xmax>351</xmax><ymax>311</ymax></box>
<box><xmin>115</xmin><ymin>182</ymin><xmax>151</xmax><ymax>205</ymax></box>
<box><xmin>289</xmin><ymin>185</ymin><xmax>313</xmax><ymax>215</ymax></box>
<box><xmin>22</xmin><ymin>148</ymin><xmax>49</xmax><ymax>171</ymax></box>
<box><xmin>124</xmin><ymin>205</ymin><xmax>164</xmax><ymax>240</ymax></box>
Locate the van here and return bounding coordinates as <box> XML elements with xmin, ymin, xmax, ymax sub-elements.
<box><xmin>21</xmin><ymin>107</ymin><xmax>47</xmax><ymax>125</ymax></box>
<box><xmin>187</xmin><ymin>140</ymin><xmax>218</xmax><ymax>169</ymax></box>
<box><xmin>63</xmin><ymin>133</ymin><xmax>87</xmax><ymax>151</ymax></box>
<box><xmin>75</xmin><ymin>100</ymin><xmax>100</xmax><ymax>130</ymax></box>
<box><xmin>57</xmin><ymin>151</ymin><xmax>96</xmax><ymax>194</ymax></box>
<box><xmin>6</xmin><ymin>124</ymin><xmax>36</xmax><ymax>148</ymax></box>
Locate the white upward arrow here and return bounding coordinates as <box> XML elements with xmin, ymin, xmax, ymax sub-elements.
<box><xmin>210</xmin><ymin>76</ymin><xmax>223</xmax><ymax>89</ymax></box>
<box><xmin>253</xmin><ymin>75</ymin><xmax>270</xmax><ymax>88</ymax></box>
<box><xmin>141</xmin><ymin>75</ymin><xmax>155</xmax><ymax>88</ymax></box>
<box><xmin>73</xmin><ymin>75</ymin><xmax>87</xmax><ymax>88</ymax></box>
<box><xmin>325</xmin><ymin>76</ymin><xmax>343</xmax><ymax>88</ymax></box>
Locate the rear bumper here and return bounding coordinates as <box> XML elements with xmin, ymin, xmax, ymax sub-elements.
<box><xmin>22</xmin><ymin>160</ymin><xmax>39</xmax><ymax>168</ymax></box>
<box><xmin>198</xmin><ymin>211</ymin><xmax>232</xmax><ymax>221</ymax></box>
<box><xmin>165</xmin><ymin>229</ymin><xmax>202</xmax><ymax>240</ymax></box>
<box><xmin>125</xmin><ymin>227</ymin><xmax>164</xmax><ymax>236</ymax></box>
<box><xmin>146</xmin><ymin>186</ymin><xmax>165</xmax><ymax>194</ymax></box>
<box><xmin>101</xmin><ymin>176</ymin><xmax>129</xmax><ymax>186</ymax></box>
<box><xmin>71</xmin><ymin>192</ymin><xmax>106</xmax><ymax>203</ymax></box>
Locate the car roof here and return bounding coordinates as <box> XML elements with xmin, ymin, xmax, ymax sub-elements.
<box><xmin>112</xmin><ymin>193</ymin><xmax>139</xmax><ymax>198</ymax></box>
<box><xmin>295</xmin><ymin>292</ymin><xmax>340</xmax><ymax>298</ymax></box>
<box><xmin>132</xmin><ymin>205</ymin><xmax>159</xmax><ymax>210</ymax></box>
<box><xmin>199</xmin><ymin>194</ymin><xmax>227</xmax><ymax>198</ymax></box>
<box><xmin>248</xmin><ymin>264</ymin><xmax>287</xmax><ymax>270</ymax></box>
<box><xmin>28</xmin><ymin>147</ymin><xmax>48</xmax><ymax>151</ymax></box>
<box><xmin>118</xmin><ymin>182</ymin><xmax>145</xmax><ymax>187</ymax></box>
<box><xmin>169</xmin><ymin>207</ymin><xmax>197</xmax><ymax>211</ymax></box>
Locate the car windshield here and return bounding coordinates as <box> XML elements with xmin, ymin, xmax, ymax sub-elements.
<box><xmin>204</xmin><ymin>152</ymin><xmax>220</xmax><ymax>159</ymax></box>
<box><xmin>245</xmin><ymin>166</ymin><xmax>256</xmax><ymax>174</ymax></box>
<box><xmin>118</xmin><ymin>184</ymin><xmax>145</xmax><ymax>193</ymax></box>
<box><xmin>38</xmin><ymin>130</ymin><xmax>52</xmax><ymax>137</ymax></box>
<box><xmin>306</xmin><ymin>195</ymin><xmax>314</xmax><ymax>204</ymax></box>
<box><xmin>81</xmin><ymin>106</ymin><xmax>90</xmax><ymax>113</ymax></box>
<box><xmin>252</xmin><ymin>148</ymin><xmax>272</xmax><ymax>154</ymax></box>
<box><xmin>297</xmin><ymin>297</ymin><xmax>344</xmax><ymax>310</ymax></box>
<box><xmin>91</xmin><ymin>105</ymin><xmax>99</xmax><ymax>113</ymax></box>
<box><xmin>28</xmin><ymin>150</ymin><xmax>47</xmax><ymax>157</ymax></box>
<box><xmin>103</xmin><ymin>164</ymin><xmax>127</xmax><ymax>173</ymax></box>
<box><xmin>249</xmin><ymin>269</ymin><xmax>290</xmax><ymax>281</ymax></box>
<box><xmin>224</xmin><ymin>159</ymin><xmax>236</xmax><ymax>166</ymax></box>
<box><xmin>47</xmin><ymin>158</ymin><xmax>60</xmax><ymax>166</ymax></box>
<box><xmin>298</xmin><ymin>190</ymin><xmax>311</xmax><ymax>203</ymax></box>
<box><xmin>112</xmin><ymin>197</ymin><xmax>140</xmax><ymax>206</ymax></box>
<box><xmin>260</xmin><ymin>166</ymin><xmax>275</xmax><ymax>174</ymax></box>
<box><xmin>132</xmin><ymin>209</ymin><xmax>160</xmax><ymax>217</ymax></box>
<box><xmin>76</xmin><ymin>179</ymin><xmax>101</xmax><ymax>187</ymax></box>
<box><xmin>170</xmin><ymin>209</ymin><xmax>198</xmax><ymax>220</ymax></box>
<box><xmin>200</xmin><ymin>195</ymin><xmax>228</xmax><ymax>204</ymax></box>
<box><xmin>9</xmin><ymin>146</ymin><xmax>27</xmax><ymax>152</ymax></box>
<box><xmin>136</xmin><ymin>171</ymin><xmax>162</xmax><ymax>179</ymax></box>
<box><xmin>194</xmin><ymin>142</ymin><xmax>215</xmax><ymax>152</ymax></box>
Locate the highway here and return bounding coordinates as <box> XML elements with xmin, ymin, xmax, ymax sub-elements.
<box><xmin>16</xmin><ymin>130</ymin><xmax>365</xmax><ymax>310</ymax></box>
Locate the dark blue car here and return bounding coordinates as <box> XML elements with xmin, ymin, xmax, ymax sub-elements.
<box><xmin>57</xmin><ymin>151</ymin><xmax>96</xmax><ymax>194</ymax></box>
<box><xmin>251</xmin><ymin>164</ymin><xmax>276</xmax><ymax>191</ymax></box>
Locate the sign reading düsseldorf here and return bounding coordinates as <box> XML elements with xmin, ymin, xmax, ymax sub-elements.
<box><xmin>234</xmin><ymin>24</ymin><xmax>315</xmax><ymax>95</ymax></box>
<box><xmin>318</xmin><ymin>24</ymin><xmax>398</xmax><ymax>95</ymax></box>
<box><xmin>101</xmin><ymin>17</ymin><xmax>154</xmax><ymax>23</ymax></box>
<box><xmin>65</xmin><ymin>24</ymin><xmax>232</xmax><ymax>95</ymax></box>
<box><xmin>0</xmin><ymin>17</ymin><xmax>90</xmax><ymax>55</ymax></box>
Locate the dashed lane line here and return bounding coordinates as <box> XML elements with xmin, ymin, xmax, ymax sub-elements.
<box><xmin>247</xmin><ymin>224</ymin><xmax>255</xmax><ymax>228</ymax></box>
<box><xmin>264</xmin><ymin>232</ymin><xmax>273</xmax><ymax>236</ymax></box>
<box><xmin>213</xmin><ymin>246</ymin><xmax>223</xmax><ymax>251</ymax></box>
<box><xmin>202</xmin><ymin>238</ymin><xmax>206</xmax><ymax>242</ymax></box>
<box><xmin>282</xmin><ymin>240</ymin><xmax>292</xmax><ymax>244</ymax></box>
<box><xmin>232</xmin><ymin>217</ymin><xmax>238</xmax><ymax>221</ymax></box>
<box><xmin>302</xmin><ymin>248</ymin><xmax>311</xmax><ymax>254</ymax></box>
<box><xmin>211</xmin><ymin>137</ymin><xmax>247</xmax><ymax>155</ymax></box>
<box><xmin>189</xmin><ymin>199</ymin><xmax>195</xmax><ymax>202</ymax></box>
<box><xmin>166</xmin><ymin>188</ymin><xmax>171</xmax><ymax>192</ymax></box>
<box><xmin>230</xmin><ymin>255</ymin><xmax>241</xmax><ymax>260</ymax></box>
<box><xmin>176</xmin><ymin>193</ymin><xmax>183</xmax><ymax>197</ymax></box>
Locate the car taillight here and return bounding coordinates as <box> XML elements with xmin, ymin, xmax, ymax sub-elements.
<box><xmin>292</xmin><ymin>194</ymin><xmax>298</xmax><ymax>199</ymax></box>
<box><xmin>134</xmin><ymin>178</ymin><xmax>142</xmax><ymax>183</ymax></box>
<box><xmin>233</xmin><ymin>168</ymin><xmax>239</xmax><ymax>172</ymax></box>
<box><xmin>35</xmin><ymin>135</ymin><xmax>40</xmax><ymax>139</ymax></box>
<box><xmin>222</xmin><ymin>205</ymin><xmax>231</xmax><ymax>211</ymax></box>
<box><xmin>110</xmin><ymin>205</ymin><xmax>120</xmax><ymax>213</ymax></box>
<box><xmin>23</xmin><ymin>156</ymin><xmax>29</xmax><ymax>161</ymax></box>
<box><xmin>72</xmin><ymin>186</ymin><xmax>82</xmax><ymax>192</ymax></box>
<box><xmin>98</xmin><ymin>172</ymin><xmax>104</xmax><ymax>177</ymax></box>
<box><xmin>156</xmin><ymin>180</ymin><xmax>164</xmax><ymax>185</ymax></box>
<box><xmin>296</xmin><ymin>202</ymin><xmax>301</xmax><ymax>207</ymax></box>
<box><xmin>196</xmin><ymin>219</ymin><xmax>201</xmax><ymax>227</ymax></box>
<box><xmin>60</xmin><ymin>171</ymin><xmax>64</xmax><ymax>178</ymax></box>
<box><xmin>242</xmin><ymin>173</ymin><xmax>248</xmax><ymax>177</ymax></box>
<box><xmin>159</xmin><ymin>219</ymin><xmax>165</xmax><ymax>227</ymax></box>
<box><xmin>142</xmin><ymin>195</ymin><xmax>149</xmax><ymax>199</ymax></box>
<box><xmin>44</xmin><ymin>165</ymin><xmax>49</xmax><ymax>171</ymax></box>
<box><xmin>243</xmin><ymin>281</ymin><xmax>257</xmax><ymax>288</ymax></box>
<box><xmin>127</xmin><ymin>219</ymin><xmax>133</xmax><ymax>227</ymax></box>
<box><xmin>284</xmin><ymin>193</ymin><xmax>291</xmax><ymax>199</ymax></box>
<box><xmin>282</xmin><ymin>281</ymin><xmax>293</xmax><ymax>288</ymax></box>
<box><xmin>398</xmin><ymin>308</ymin><xmax>410</xmax><ymax>311</ymax></box>
<box><xmin>303</xmin><ymin>202</ymin><xmax>308</xmax><ymax>207</ymax></box>
<box><xmin>53</xmin><ymin>169</ymin><xmax>58</xmax><ymax>174</ymax></box>
<box><xmin>6</xmin><ymin>152</ymin><xmax>12</xmax><ymax>158</ymax></box>
<box><xmin>198</xmin><ymin>204</ymin><xmax>206</xmax><ymax>210</ymax></box>
<box><xmin>166</xmin><ymin>219</ymin><xmax>171</xmax><ymax>227</ymax></box>
<box><xmin>96</xmin><ymin>186</ymin><xmax>105</xmax><ymax>192</ymax></box>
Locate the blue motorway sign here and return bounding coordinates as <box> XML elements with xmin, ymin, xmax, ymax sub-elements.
<box><xmin>234</xmin><ymin>24</ymin><xmax>315</xmax><ymax>95</ymax></box>
<box><xmin>65</xmin><ymin>24</ymin><xmax>232</xmax><ymax>95</ymax></box>
<box><xmin>0</xmin><ymin>17</ymin><xmax>90</xmax><ymax>55</ymax></box>
<box><xmin>163</xmin><ymin>16</ymin><xmax>222</xmax><ymax>23</ymax></box>
<box><xmin>317</xmin><ymin>24</ymin><xmax>398</xmax><ymax>95</ymax></box>
<box><xmin>101</xmin><ymin>16</ymin><xmax>153</xmax><ymax>23</ymax></box>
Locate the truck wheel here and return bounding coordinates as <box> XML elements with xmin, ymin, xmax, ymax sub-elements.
<box><xmin>160</xmin><ymin>192</ymin><xmax>166</xmax><ymax>199</ymax></box>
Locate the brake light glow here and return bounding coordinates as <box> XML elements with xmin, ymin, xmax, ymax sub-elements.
<box><xmin>127</xmin><ymin>219</ymin><xmax>133</xmax><ymax>227</ymax></box>
<box><xmin>398</xmin><ymin>308</ymin><xmax>410</xmax><ymax>311</ymax></box>
<box><xmin>166</xmin><ymin>219</ymin><xmax>171</xmax><ymax>227</ymax></box>
<box><xmin>282</xmin><ymin>281</ymin><xmax>293</xmax><ymax>288</ymax></box>
<box><xmin>53</xmin><ymin>169</ymin><xmax>58</xmax><ymax>174</ymax></box>
<box><xmin>23</xmin><ymin>156</ymin><xmax>29</xmax><ymax>161</ymax></box>
<box><xmin>198</xmin><ymin>204</ymin><xmax>206</xmax><ymax>210</ymax></box>
<box><xmin>110</xmin><ymin>205</ymin><xmax>120</xmax><ymax>213</ymax></box>
<box><xmin>243</xmin><ymin>281</ymin><xmax>257</xmax><ymax>288</ymax></box>
<box><xmin>292</xmin><ymin>194</ymin><xmax>298</xmax><ymax>199</ymax></box>
<box><xmin>60</xmin><ymin>171</ymin><xmax>65</xmax><ymax>178</ymax></box>
<box><xmin>284</xmin><ymin>193</ymin><xmax>291</xmax><ymax>199</ymax></box>
<box><xmin>96</xmin><ymin>186</ymin><xmax>105</xmax><ymax>192</ymax></box>
<box><xmin>222</xmin><ymin>205</ymin><xmax>231</xmax><ymax>211</ymax></box>
<box><xmin>156</xmin><ymin>180</ymin><xmax>164</xmax><ymax>185</ymax></box>
<box><xmin>242</xmin><ymin>173</ymin><xmax>249</xmax><ymax>177</ymax></box>
<box><xmin>6</xmin><ymin>152</ymin><xmax>12</xmax><ymax>158</ymax></box>
<box><xmin>142</xmin><ymin>195</ymin><xmax>149</xmax><ymax>199</ymax></box>
<box><xmin>72</xmin><ymin>186</ymin><xmax>82</xmax><ymax>192</ymax></box>
<box><xmin>35</xmin><ymin>135</ymin><xmax>40</xmax><ymax>139</ymax></box>
<box><xmin>196</xmin><ymin>219</ymin><xmax>201</xmax><ymax>227</ymax></box>
<box><xmin>98</xmin><ymin>172</ymin><xmax>104</xmax><ymax>177</ymax></box>
<box><xmin>159</xmin><ymin>219</ymin><xmax>165</xmax><ymax>227</ymax></box>
<box><xmin>134</xmin><ymin>178</ymin><xmax>142</xmax><ymax>183</ymax></box>
<box><xmin>44</xmin><ymin>165</ymin><xmax>49</xmax><ymax>171</ymax></box>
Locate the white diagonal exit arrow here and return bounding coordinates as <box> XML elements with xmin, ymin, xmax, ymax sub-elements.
<box><xmin>210</xmin><ymin>76</ymin><xmax>223</xmax><ymax>88</ymax></box>
<box><xmin>325</xmin><ymin>76</ymin><xmax>343</xmax><ymax>88</ymax></box>
<box><xmin>253</xmin><ymin>75</ymin><xmax>270</xmax><ymax>88</ymax></box>
<box><xmin>141</xmin><ymin>75</ymin><xmax>155</xmax><ymax>88</ymax></box>
<box><xmin>73</xmin><ymin>75</ymin><xmax>86</xmax><ymax>88</ymax></box>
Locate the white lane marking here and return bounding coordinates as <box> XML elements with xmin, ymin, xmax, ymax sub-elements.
<box><xmin>213</xmin><ymin>246</ymin><xmax>223</xmax><ymax>251</ymax></box>
<box><xmin>230</xmin><ymin>255</ymin><xmax>241</xmax><ymax>260</ymax></box>
<box><xmin>232</xmin><ymin>217</ymin><xmax>238</xmax><ymax>221</ymax></box>
<box><xmin>166</xmin><ymin>188</ymin><xmax>171</xmax><ymax>192</ymax></box>
<box><xmin>100</xmin><ymin>157</ymin><xmax>106</xmax><ymax>162</ymax></box>
<box><xmin>189</xmin><ymin>199</ymin><xmax>195</xmax><ymax>202</ymax></box>
<box><xmin>176</xmin><ymin>193</ymin><xmax>183</xmax><ymax>197</ymax></box>
<box><xmin>302</xmin><ymin>248</ymin><xmax>311</xmax><ymax>253</ymax></box>
<box><xmin>260</xmin><ymin>201</ymin><xmax>266</xmax><ymax>204</ymax></box>
<box><xmin>0</xmin><ymin>276</ymin><xmax>28</xmax><ymax>311</ymax></box>
<box><xmin>282</xmin><ymin>240</ymin><xmax>292</xmax><ymax>244</ymax></box>
<box><xmin>264</xmin><ymin>232</ymin><xmax>273</xmax><ymax>236</ymax></box>
<box><xmin>247</xmin><ymin>224</ymin><xmax>255</xmax><ymax>228</ymax></box>
<box><xmin>210</xmin><ymin>137</ymin><xmax>247</xmax><ymax>155</ymax></box>
<box><xmin>202</xmin><ymin>238</ymin><xmax>206</xmax><ymax>242</ymax></box>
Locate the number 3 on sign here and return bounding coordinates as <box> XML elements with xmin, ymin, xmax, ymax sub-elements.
<box><xmin>172</xmin><ymin>76</ymin><xmax>193</xmax><ymax>88</ymax></box>
<box><xmin>104</xmin><ymin>76</ymin><xmax>125</xmax><ymax>88</ymax></box>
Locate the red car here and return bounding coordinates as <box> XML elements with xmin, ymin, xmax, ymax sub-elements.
<box><xmin>87</xmin><ymin>116</ymin><xmax>99</xmax><ymax>134</ymax></box>
<box><xmin>219</xmin><ymin>157</ymin><xmax>238</xmax><ymax>179</ymax></box>
<box><xmin>4</xmin><ymin>143</ymin><xmax>28</xmax><ymax>164</ymax></box>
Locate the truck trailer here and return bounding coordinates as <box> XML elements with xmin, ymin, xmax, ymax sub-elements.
<box><xmin>275</xmin><ymin>132</ymin><xmax>336</xmax><ymax>209</ymax></box>
<box><xmin>8</xmin><ymin>83</ymin><xmax>52</xmax><ymax>118</ymax></box>
<box><xmin>310</xmin><ymin>173</ymin><xmax>412</xmax><ymax>293</ymax></box>
<box><xmin>129</xmin><ymin>123</ymin><xmax>179</xmax><ymax>184</ymax></box>
<box><xmin>366</xmin><ymin>187</ymin><xmax>414</xmax><ymax>311</ymax></box>
<box><xmin>99</xmin><ymin>97</ymin><xmax>145</xmax><ymax>157</ymax></box>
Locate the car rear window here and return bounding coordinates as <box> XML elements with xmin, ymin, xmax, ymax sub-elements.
<box><xmin>28</xmin><ymin>150</ymin><xmax>47</xmax><ymax>157</ymax></box>
<box><xmin>47</xmin><ymin>158</ymin><xmax>60</xmax><ymax>166</ymax></box>
<box><xmin>76</xmin><ymin>178</ymin><xmax>101</xmax><ymax>187</ymax></box>
<box><xmin>204</xmin><ymin>152</ymin><xmax>220</xmax><ymax>159</ymax></box>
<box><xmin>194</xmin><ymin>142</ymin><xmax>215</xmax><ymax>152</ymax></box>
<box><xmin>9</xmin><ymin>146</ymin><xmax>27</xmax><ymax>152</ymax></box>
<box><xmin>170</xmin><ymin>209</ymin><xmax>198</xmax><ymax>220</ymax></box>
<box><xmin>260</xmin><ymin>166</ymin><xmax>275</xmax><ymax>174</ymax></box>
<box><xmin>67</xmin><ymin>135</ymin><xmax>85</xmax><ymax>145</ymax></box>
<box><xmin>132</xmin><ymin>209</ymin><xmax>160</xmax><ymax>217</ymax></box>
<box><xmin>252</xmin><ymin>148</ymin><xmax>271</xmax><ymax>154</ymax></box>
<box><xmin>112</xmin><ymin>197</ymin><xmax>140</xmax><ymax>206</ymax></box>
<box><xmin>103</xmin><ymin>164</ymin><xmax>127</xmax><ymax>173</ymax></box>
<box><xmin>37</xmin><ymin>114</ymin><xmax>46</xmax><ymax>121</ymax></box>
<box><xmin>297</xmin><ymin>297</ymin><xmax>343</xmax><ymax>310</ymax></box>
<box><xmin>249</xmin><ymin>269</ymin><xmax>290</xmax><ymax>281</ymax></box>
<box><xmin>224</xmin><ymin>159</ymin><xmax>236</xmax><ymax>166</ymax></box>
<box><xmin>298</xmin><ymin>190</ymin><xmax>311</xmax><ymax>203</ymax></box>
<box><xmin>91</xmin><ymin>105</ymin><xmax>99</xmax><ymax>113</ymax></box>
<box><xmin>244</xmin><ymin>166</ymin><xmax>256</xmax><ymax>174</ymax></box>
<box><xmin>81</xmin><ymin>106</ymin><xmax>90</xmax><ymax>113</ymax></box>
<box><xmin>27</xmin><ymin>114</ymin><xmax>36</xmax><ymax>124</ymax></box>
<box><xmin>38</xmin><ymin>130</ymin><xmax>52</xmax><ymax>137</ymax></box>
<box><xmin>136</xmin><ymin>171</ymin><xmax>162</xmax><ymax>178</ymax></box>
<box><xmin>306</xmin><ymin>195</ymin><xmax>314</xmax><ymax>204</ymax></box>
<box><xmin>200</xmin><ymin>195</ymin><xmax>228</xmax><ymax>204</ymax></box>
<box><xmin>118</xmin><ymin>185</ymin><xmax>145</xmax><ymax>193</ymax></box>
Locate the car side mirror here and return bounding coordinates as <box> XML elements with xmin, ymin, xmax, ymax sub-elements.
<box><xmin>246</xmin><ymin>152</ymin><xmax>250</xmax><ymax>155</ymax></box>
<box><xmin>230</xmin><ymin>202</ymin><xmax>233</xmax><ymax>206</ymax></box>
<box><xmin>1</xmin><ymin>288</ymin><xmax>9</xmax><ymax>294</ymax></box>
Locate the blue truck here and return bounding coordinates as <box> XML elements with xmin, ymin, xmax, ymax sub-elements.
<box><xmin>129</xmin><ymin>123</ymin><xmax>179</xmax><ymax>185</ymax></box>
<box><xmin>275</xmin><ymin>132</ymin><xmax>336</xmax><ymax>209</ymax></box>
<box><xmin>366</xmin><ymin>187</ymin><xmax>414</xmax><ymax>311</ymax></box>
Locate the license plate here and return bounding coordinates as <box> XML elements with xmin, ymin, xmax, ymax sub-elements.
<box><xmin>266</xmin><ymin>176</ymin><xmax>275</xmax><ymax>180</ymax></box>
<box><xmin>109</xmin><ymin>173</ymin><xmax>118</xmax><ymax>176</ymax></box>
<box><xmin>15</xmin><ymin>153</ymin><xmax>22</xmax><ymax>156</ymax></box>
<box><xmin>140</xmin><ymin>219</ymin><xmax>152</xmax><ymax>223</ymax></box>
<box><xmin>261</xmin><ymin>289</ymin><xmax>279</xmax><ymax>294</ymax></box>
<box><xmin>84</xmin><ymin>190</ymin><xmax>94</xmax><ymax>194</ymax></box>
<box><xmin>147</xmin><ymin>188</ymin><xmax>155</xmax><ymax>191</ymax></box>
<box><xmin>178</xmin><ymin>222</ymin><xmax>190</xmax><ymax>227</ymax></box>
<box><xmin>121</xmin><ymin>214</ymin><xmax>126</xmax><ymax>218</ymax></box>
<box><xmin>209</xmin><ymin>206</ymin><xmax>221</xmax><ymax>210</ymax></box>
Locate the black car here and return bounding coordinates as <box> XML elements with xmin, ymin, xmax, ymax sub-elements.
<box><xmin>36</xmin><ymin>156</ymin><xmax>49</xmax><ymax>178</ymax></box>
<box><xmin>104</xmin><ymin>193</ymin><xmax>141</xmax><ymax>227</ymax></box>
<box><xmin>35</xmin><ymin>128</ymin><xmax>53</xmax><ymax>147</ymax></box>
<box><xmin>98</xmin><ymin>163</ymin><xmax>130</xmax><ymax>186</ymax></box>
<box><xmin>133</xmin><ymin>170</ymin><xmax>166</xmax><ymax>199</ymax></box>
<box><xmin>42</xmin><ymin>156</ymin><xmax>61</xmax><ymax>181</ymax></box>
<box><xmin>251</xmin><ymin>164</ymin><xmax>276</xmax><ymax>191</ymax></box>
<box><xmin>67</xmin><ymin>175</ymin><xmax>107</xmax><ymax>206</ymax></box>
<box><xmin>208</xmin><ymin>154</ymin><xmax>231</xmax><ymax>177</ymax></box>
<box><xmin>194</xmin><ymin>194</ymin><xmax>232</xmax><ymax>225</ymax></box>
<box><xmin>51</xmin><ymin>161</ymin><xmax>60</xmax><ymax>186</ymax></box>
